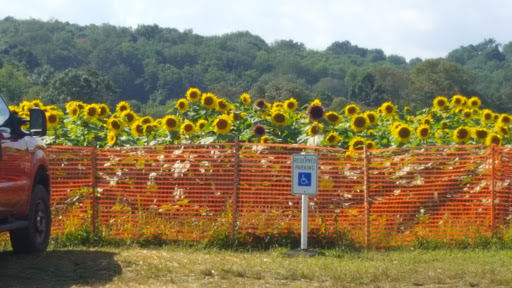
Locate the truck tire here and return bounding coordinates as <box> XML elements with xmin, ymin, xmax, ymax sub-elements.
<box><xmin>10</xmin><ymin>185</ymin><xmax>51</xmax><ymax>254</ymax></box>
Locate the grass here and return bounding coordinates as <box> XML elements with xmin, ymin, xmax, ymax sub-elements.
<box><xmin>2</xmin><ymin>245</ymin><xmax>512</xmax><ymax>287</ymax></box>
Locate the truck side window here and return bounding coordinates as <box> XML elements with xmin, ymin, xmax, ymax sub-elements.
<box><xmin>0</xmin><ymin>97</ymin><xmax>10</xmax><ymax>127</ymax></box>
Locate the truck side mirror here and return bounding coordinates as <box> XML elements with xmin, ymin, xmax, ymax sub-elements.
<box><xmin>29</xmin><ymin>108</ymin><xmax>47</xmax><ymax>137</ymax></box>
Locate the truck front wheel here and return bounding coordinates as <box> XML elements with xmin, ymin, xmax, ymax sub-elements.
<box><xmin>10</xmin><ymin>185</ymin><xmax>51</xmax><ymax>253</ymax></box>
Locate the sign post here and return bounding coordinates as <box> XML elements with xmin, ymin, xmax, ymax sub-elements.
<box><xmin>285</xmin><ymin>153</ymin><xmax>321</xmax><ymax>256</ymax></box>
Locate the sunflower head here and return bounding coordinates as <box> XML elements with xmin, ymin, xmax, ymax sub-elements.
<box><xmin>307</xmin><ymin>104</ymin><xmax>325</xmax><ymax>122</ymax></box>
<box><xmin>416</xmin><ymin>124</ymin><xmax>431</xmax><ymax>140</ymax></box>
<box><xmin>140</xmin><ymin>116</ymin><xmax>154</xmax><ymax>125</ymax></box>
<box><xmin>419</xmin><ymin>117</ymin><xmax>431</xmax><ymax>126</ymax></box>
<box><xmin>462</xmin><ymin>109</ymin><xmax>473</xmax><ymax>120</ymax></box>
<box><xmin>107</xmin><ymin>117</ymin><xmax>124</xmax><ymax>133</ymax></box>
<box><xmin>30</xmin><ymin>99</ymin><xmax>44</xmax><ymax>109</ymax></box>
<box><xmin>162</xmin><ymin>115</ymin><xmax>180</xmax><ymax>131</ymax></box>
<box><xmin>349</xmin><ymin>136</ymin><xmax>366</xmax><ymax>151</ymax></box>
<box><xmin>46</xmin><ymin>111</ymin><xmax>60</xmax><ymax>129</ymax></box>
<box><xmin>72</xmin><ymin>102</ymin><xmax>84</xmax><ymax>113</ymax></box>
<box><xmin>366</xmin><ymin>140</ymin><xmax>376</xmax><ymax>150</ymax></box>
<box><xmin>468</xmin><ymin>96</ymin><xmax>481</xmax><ymax>109</ymax></box>
<box><xmin>498</xmin><ymin>114</ymin><xmax>512</xmax><ymax>126</ymax></box>
<box><xmin>20</xmin><ymin>101</ymin><xmax>33</xmax><ymax>113</ymax></box>
<box><xmin>239</xmin><ymin>93</ymin><xmax>251</xmax><ymax>105</ymax></box>
<box><xmin>350</xmin><ymin>114</ymin><xmax>369</xmax><ymax>133</ymax></box>
<box><xmin>84</xmin><ymin>104</ymin><xmax>100</xmax><ymax>120</ymax></box>
<box><xmin>380</xmin><ymin>102</ymin><xmax>396</xmax><ymax>116</ymax></box>
<box><xmin>131</xmin><ymin>121</ymin><xmax>145</xmax><ymax>137</ymax></box>
<box><xmin>325</xmin><ymin>131</ymin><xmax>341</xmax><ymax>146</ymax></box>
<box><xmin>9</xmin><ymin>106</ymin><xmax>20</xmax><ymax>116</ymax></box>
<box><xmin>272</xmin><ymin>102</ymin><xmax>284</xmax><ymax>111</ymax></box>
<box><xmin>64</xmin><ymin>101</ymin><xmax>75</xmax><ymax>112</ymax></box>
<box><xmin>68</xmin><ymin>104</ymin><xmax>81</xmax><ymax>119</ymax></box>
<box><xmin>254</xmin><ymin>98</ymin><xmax>267</xmax><ymax>110</ymax></box>
<box><xmin>481</xmin><ymin>109</ymin><xmax>494</xmax><ymax>123</ymax></box>
<box><xmin>176</xmin><ymin>99</ymin><xmax>189</xmax><ymax>112</ymax></box>
<box><xmin>435</xmin><ymin>129</ymin><xmax>451</xmax><ymax>143</ymax></box>
<box><xmin>344</xmin><ymin>150</ymin><xmax>357</xmax><ymax>161</ymax></box>
<box><xmin>252</xmin><ymin>124</ymin><xmax>266</xmax><ymax>138</ymax></box>
<box><xmin>453</xmin><ymin>126</ymin><xmax>471</xmax><ymax>143</ymax></box>
<box><xmin>486</xmin><ymin>133</ymin><xmax>502</xmax><ymax>146</ymax></box>
<box><xmin>403</xmin><ymin>106</ymin><xmax>411</xmax><ymax>114</ymax></box>
<box><xmin>344</xmin><ymin>104</ymin><xmax>360</xmax><ymax>117</ymax></box>
<box><xmin>116</xmin><ymin>101</ymin><xmax>130</xmax><ymax>113</ymax></box>
<box><xmin>144</xmin><ymin>123</ymin><xmax>158</xmax><ymax>136</ymax></box>
<box><xmin>201</xmin><ymin>92</ymin><xmax>217</xmax><ymax>109</ymax></box>
<box><xmin>496</xmin><ymin>124</ymin><xmax>510</xmax><ymax>137</ymax></box>
<box><xmin>230</xmin><ymin>112</ymin><xmax>243</xmax><ymax>122</ymax></box>
<box><xmin>450</xmin><ymin>95</ymin><xmax>466</xmax><ymax>107</ymax></box>
<box><xmin>180</xmin><ymin>121</ymin><xmax>196</xmax><ymax>135</ymax></box>
<box><xmin>212</xmin><ymin>115</ymin><xmax>232</xmax><ymax>135</ymax></box>
<box><xmin>391</xmin><ymin>121</ymin><xmax>403</xmax><ymax>131</ymax></box>
<box><xmin>216</xmin><ymin>98</ymin><xmax>230</xmax><ymax>113</ymax></box>
<box><xmin>196</xmin><ymin>119</ymin><xmax>208</xmax><ymax>131</ymax></box>
<box><xmin>324</xmin><ymin>111</ymin><xmax>342</xmax><ymax>125</ymax></box>
<box><xmin>307</xmin><ymin>122</ymin><xmax>323</xmax><ymax>136</ymax></box>
<box><xmin>107</xmin><ymin>131</ymin><xmax>117</xmax><ymax>146</ymax></box>
<box><xmin>473</xmin><ymin>128</ymin><xmax>489</xmax><ymax>143</ymax></box>
<box><xmin>121</xmin><ymin>110</ymin><xmax>138</xmax><ymax>125</ymax></box>
<box><xmin>394</xmin><ymin>124</ymin><xmax>412</xmax><ymax>143</ymax></box>
<box><xmin>260</xmin><ymin>135</ymin><xmax>271</xmax><ymax>144</ymax></box>
<box><xmin>186</xmin><ymin>88</ymin><xmax>201</xmax><ymax>102</ymax></box>
<box><xmin>364</xmin><ymin>111</ymin><xmax>378</xmax><ymax>125</ymax></box>
<box><xmin>283</xmin><ymin>97</ymin><xmax>298</xmax><ymax>112</ymax></box>
<box><xmin>97</xmin><ymin>104</ymin><xmax>111</xmax><ymax>119</ymax></box>
<box><xmin>271</xmin><ymin>110</ymin><xmax>289</xmax><ymax>126</ymax></box>
<box><xmin>433</xmin><ymin>96</ymin><xmax>449</xmax><ymax>110</ymax></box>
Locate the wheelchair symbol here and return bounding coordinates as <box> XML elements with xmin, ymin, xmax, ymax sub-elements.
<box><xmin>298</xmin><ymin>172</ymin><xmax>311</xmax><ymax>187</ymax></box>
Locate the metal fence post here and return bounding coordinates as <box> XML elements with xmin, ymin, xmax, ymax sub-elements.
<box><xmin>91</xmin><ymin>139</ymin><xmax>99</xmax><ymax>235</ymax></box>
<box><xmin>363</xmin><ymin>145</ymin><xmax>371</xmax><ymax>249</ymax></box>
<box><xmin>490</xmin><ymin>144</ymin><xmax>496</xmax><ymax>235</ymax></box>
<box><xmin>231</xmin><ymin>138</ymin><xmax>241</xmax><ymax>240</ymax></box>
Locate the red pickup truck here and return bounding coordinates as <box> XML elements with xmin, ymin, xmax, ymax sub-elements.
<box><xmin>0</xmin><ymin>93</ymin><xmax>51</xmax><ymax>253</ymax></box>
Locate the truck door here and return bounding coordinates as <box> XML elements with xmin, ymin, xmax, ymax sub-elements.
<box><xmin>0</xmin><ymin>99</ymin><xmax>31</xmax><ymax>217</ymax></box>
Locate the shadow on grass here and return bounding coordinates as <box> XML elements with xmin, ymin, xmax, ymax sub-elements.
<box><xmin>0</xmin><ymin>249</ymin><xmax>122</xmax><ymax>288</ymax></box>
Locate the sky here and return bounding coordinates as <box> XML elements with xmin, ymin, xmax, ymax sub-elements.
<box><xmin>1</xmin><ymin>0</ymin><xmax>511</xmax><ymax>60</ymax></box>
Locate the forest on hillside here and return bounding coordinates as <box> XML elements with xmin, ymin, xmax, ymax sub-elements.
<box><xmin>1</xmin><ymin>16</ymin><xmax>512</xmax><ymax>117</ymax></box>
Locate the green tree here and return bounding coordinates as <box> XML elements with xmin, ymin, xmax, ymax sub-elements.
<box><xmin>41</xmin><ymin>69</ymin><xmax>118</xmax><ymax>105</ymax></box>
<box><xmin>313</xmin><ymin>77</ymin><xmax>348</xmax><ymax>98</ymax></box>
<box><xmin>348</xmin><ymin>72</ymin><xmax>386</xmax><ymax>108</ymax></box>
<box><xmin>373</xmin><ymin>66</ymin><xmax>410</xmax><ymax>107</ymax></box>
<box><xmin>327</xmin><ymin>40</ymin><xmax>368</xmax><ymax>57</ymax></box>
<box><xmin>0</xmin><ymin>43</ymin><xmax>40</xmax><ymax>71</ymax></box>
<box><xmin>0</xmin><ymin>64</ymin><xmax>31</xmax><ymax>104</ymax></box>
<box><xmin>250</xmin><ymin>74</ymin><xmax>313</xmax><ymax>105</ymax></box>
<box><xmin>409</xmin><ymin>59</ymin><xmax>470</xmax><ymax>109</ymax></box>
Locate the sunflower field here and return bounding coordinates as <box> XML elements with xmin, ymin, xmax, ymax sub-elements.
<box><xmin>7</xmin><ymin>89</ymin><xmax>512</xmax><ymax>248</ymax></box>
<box><xmin>9</xmin><ymin>88</ymin><xmax>511</xmax><ymax>150</ymax></box>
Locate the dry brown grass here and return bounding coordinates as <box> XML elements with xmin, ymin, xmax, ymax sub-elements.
<box><xmin>2</xmin><ymin>246</ymin><xmax>512</xmax><ymax>287</ymax></box>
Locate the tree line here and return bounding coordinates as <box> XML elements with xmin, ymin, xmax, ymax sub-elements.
<box><xmin>1</xmin><ymin>16</ymin><xmax>511</xmax><ymax>117</ymax></box>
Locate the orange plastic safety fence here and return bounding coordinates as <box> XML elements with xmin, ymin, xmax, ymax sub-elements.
<box><xmin>94</xmin><ymin>144</ymin><xmax>236</xmax><ymax>241</ymax></box>
<box><xmin>237</xmin><ymin>144</ymin><xmax>366</xmax><ymax>244</ymax></box>
<box><xmin>3</xmin><ymin>144</ymin><xmax>512</xmax><ymax>249</ymax></box>
<box><xmin>47</xmin><ymin>146</ymin><xmax>94</xmax><ymax>236</ymax></box>
<box><xmin>367</xmin><ymin>145</ymin><xmax>493</xmax><ymax>247</ymax></box>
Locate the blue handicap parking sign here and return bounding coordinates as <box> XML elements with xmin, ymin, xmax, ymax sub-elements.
<box><xmin>298</xmin><ymin>172</ymin><xmax>312</xmax><ymax>187</ymax></box>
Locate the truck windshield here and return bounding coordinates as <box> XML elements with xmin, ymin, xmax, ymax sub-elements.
<box><xmin>0</xmin><ymin>94</ymin><xmax>10</xmax><ymax>127</ymax></box>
